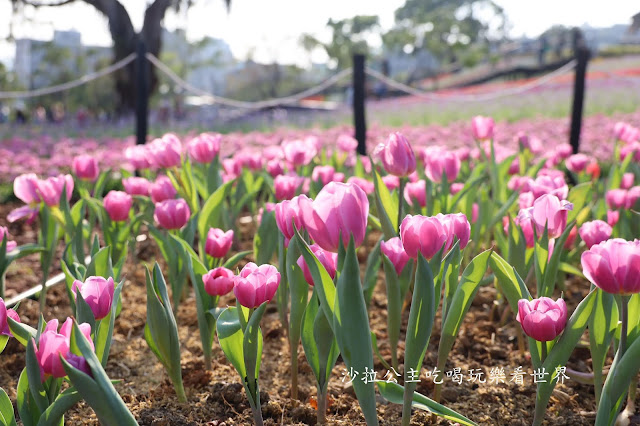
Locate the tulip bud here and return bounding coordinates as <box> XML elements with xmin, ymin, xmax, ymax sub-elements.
<box><xmin>124</xmin><ymin>145</ymin><xmax>153</xmax><ymax>170</ymax></box>
<box><xmin>154</xmin><ymin>198</ymin><xmax>191</xmax><ymax>230</ymax></box>
<box><xmin>516</xmin><ymin>297</ymin><xmax>567</xmax><ymax>342</ymax></box>
<box><xmin>150</xmin><ymin>176</ymin><xmax>177</xmax><ymax>204</ymax></box>
<box><xmin>565</xmin><ymin>154</ymin><xmax>590</xmax><ymax>173</ymax></box>
<box><xmin>205</xmin><ymin>228</ymin><xmax>234</xmax><ymax>258</ymax></box>
<box><xmin>400</xmin><ymin>215</ymin><xmax>448</xmax><ymax>260</ymax></box>
<box><xmin>275</xmin><ymin>195</ymin><xmax>308</xmax><ymax>246</ymax></box>
<box><xmin>283</xmin><ymin>139</ymin><xmax>317</xmax><ymax>167</ymax></box>
<box><xmin>425</xmin><ymin>151</ymin><xmax>461</xmax><ymax>183</ymax></box>
<box><xmin>122</xmin><ymin>176</ymin><xmax>151</xmax><ymax>196</ymax></box>
<box><xmin>404</xmin><ymin>180</ymin><xmax>426</xmax><ymax>207</ymax></box>
<box><xmin>518</xmin><ymin>194</ymin><xmax>573</xmax><ymax>239</ymax></box>
<box><xmin>233</xmin><ymin>263</ymin><xmax>281</xmax><ymax>308</ymax></box>
<box><xmin>296</xmin><ymin>244</ymin><xmax>338</xmax><ymax>286</ymax></box>
<box><xmin>471</xmin><ymin>116</ymin><xmax>495</xmax><ymax>140</ymax></box>
<box><xmin>187</xmin><ymin>133</ymin><xmax>221</xmax><ymax>163</ymax></box>
<box><xmin>0</xmin><ymin>227</ymin><xmax>17</xmax><ymax>252</ymax></box>
<box><xmin>71</xmin><ymin>276</ymin><xmax>116</xmax><ymax>320</ymax></box>
<box><xmin>581</xmin><ymin>239</ymin><xmax>640</xmax><ymax>295</ymax></box>
<box><xmin>203</xmin><ymin>267</ymin><xmax>235</xmax><ymax>296</ymax></box>
<box><xmin>621</xmin><ymin>173</ymin><xmax>635</xmax><ymax>190</ymax></box>
<box><xmin>274</xmin><ymin>174</ymin><xmax>303</xmax><ymax>200</ymax></box>
<box><xmin>103</xmin><ymin>190</ymin><xmax>132</xmax><ymax>222</ymax></box>
<box><xmin>0</xmin><ymin>297</ymin><xmax>20</xmax><ymax>337</ymax></box>
<box><xmin>35</xmin><ymin>318</ymin><xmax>93</xmax><ymax>380</ymax></box>
<box><xmin>347</xmin><ymin>176</ymin><xmax>374</xmax><ymax>195</ymax></box>
<box><xmin>380</xmin><ymin>237</ymin><xmax>410</xmax><ymax>275</ymax></box>
<box><xmin>72</xmin><ymin>154</ymin><xmax>99</xmax><ymax>181</ymax></box>
<box><xmin>579</xmin><ymin>220</ymin><xmax>612</xmax><ymax>249</ymax></box>
<box><xmin>374</xmin><ymin>132</ymin><xmax>416</xmax><ymax>177</ymax></box>
<box><xmin>148</xmin><ymin>133</ymin><xmax>182</xmax><ymax>168</ymax></box>
<box><xmin>36</xmin><ymin>174</ymin><xmax>74</xmax><ymax>206</ymax></box>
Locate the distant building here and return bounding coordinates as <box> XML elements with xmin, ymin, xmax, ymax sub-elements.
<box><xmin>13</xmin><ymin>30</ymin><xmax>110</xmax><ymax>89</ymax></box>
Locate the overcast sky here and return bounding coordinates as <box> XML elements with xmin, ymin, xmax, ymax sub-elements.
<box><xmin>1</xmin><ymin>0</ymin><xmax>638</xmax><ymax>67</ymax></box>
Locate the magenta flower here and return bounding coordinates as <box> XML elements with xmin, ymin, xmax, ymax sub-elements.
<box><xmin>471</xmin><ymin>116</ymin><xmax>495</xmax><ymax>140</ymax></box>
<box><xmin>380</xmin><ymin>237</ymin><xmax>410</xmax><ymax>275</ymax></box>
<box><xmin>518</xmin><ymin>194</ymin><xmax>573</xmax><ymax>239</ymax></box>
<box><xmin>35</xmin><ymin>318</ymin><xmax>93</xmax><ymax>380</ymax></box>
<box><xmin>0</xmin><ymin>227</ymin><xmax>17</xmax><ymax>252</ymax></box>
<box><xmin>437</xmin><ymin>213</ymin><xmax>471</xmax><ymax>250</ymax></box>
<box><xmin>275</xmin><ymin>195</ymin><xmax>308</xmax><ymax>246</ymax></box>
<box><xmin>205</xmin><ymin>228</ymin><xmax>234</xmax><ymax>258</ymax></box>
<box><xmin>621</xmin><ymin>173</ymin><xmax>635</xmax><ymax>190</ymax></box>
<box><xmin>72</xmin><ymin>154</ymin><xmax>99</xmax><ymax>181</ymax></box>
<box><xmin>150</xmin><ymin>176</ymin><xmax>177</xmax><ymax>204</ymax></box>
<box><xmin>516</xmin><ymin>297</ymin><xmax>567</xmax><ymax>342</ymax></box>
<box><xmin>337</xmin><ymin>134</ymin><xmax>358</xmax><ymax>153</ymax></box>
<box><xmin>154</xmin><ymin>198</ymin><xmax>191</xmax><ymax>230</ymax></box>
<box><xmin>36</xmin><ymin>174</ymin><xmax>74</xmax><ymax>207</ymax></box>
<box><xmin>124</xmin><ymin>145</ymin><xmax>152</xmax><ymax>170</ymax></box>
<box><xmin>312</xmin><ymin>165</ymin><xmax>338</xmax><ymax>186</ymax></box>
<box><xmin>374</xmin><ymin>132</ymin><xmax>416</xmax><ymax>177</ymax></box>
<box><xmin>300</xmin><ymin>182</ymin><xmax>369</xmax><ymax>252</ymax></box>
<box><xmin>346</xmin><ymin>176</ymin><xmax>374</xmax><ymax>195</ymax></box>
<box><xmin>71</xmin><ymin>276</ymin><xmax>116</xmax><ymax>320</ymax></box>
<box><xmin>122</xmin><ymin>176</ymin><xmax>151</xmax><ymax>196</ymax></box>
<box><xmin>579</xmin><ymin>220</ymin><xmax>612</xmax><ymax>249</ymax></box>
<box><xmin>103</xmin><ymin>190</ymin><xmax>132</xmax><ymax>222</ymax></box>
<box><xmin>425</xmin><ymin>150</ymin><xmax>460</xmax><ymax>183</ymax></box>
<box><xmin>382</xmin><ymin>175</ymin><xmax>400</xmax><ymax>191</ymax></box>
<box><xmin>283</xmin><ymin>139</ymin><xmax>317</xmax><ymax>167</ymax></box>
<box><xmin>148</xmin><ymin>134</ymin><xmax>182</xmax><ymax>168</ymax></box>
<box><xmin>404</xmin><ymin>180</ymin><xmax>426</xmax><ymax>207</ymax></box>
<box><xmin>0</xmin><ymin>297</ymin><xmax>20</xmax><ymax>337</ymax></box>
<box><xmin>400</xmin><ymin>215</ymin><xmax>448</xmax><ymax>260</ymax></box>
<box><xmin>233</xmin><ymin>263</ymin><xmax>281</xmax><ymax>308</ymax></box>
<box><xmin>203</xmin><ymin>267</ymin><xmax>235</xmax><ymax>296</ymax></box>
<box><xmin>606</xmin><ymin>189</ymin><xmax>627</xmax><ymax>210</ymax></box>
<box><xmin>274</xmin><ymin>174</ymin><xmax>303</xmax><ymax>201</ymax></box>
<box><xmin>565</xmin><ymin>154</ymin><xmax>590</xmax><ymax>173</ymax></box>
<box><xmin>581</xmin><ymin>239</ymin><xmax>640</xmax><ymax>295</ymax></box>
<box><xmin>187</xmin><ymin>133</ymin><xmax>221</xmax><ymax>163</ymax></box>
<box><xmin>296</xmin><ymin>244</ymin><xmax>338</xmax><ymax>286</ymax></box>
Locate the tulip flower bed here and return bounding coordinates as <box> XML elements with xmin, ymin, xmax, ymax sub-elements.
<box><xmin>1</xmin><ymin>115</ymin><xmax>640</xmax><ymax>426</ymax></box>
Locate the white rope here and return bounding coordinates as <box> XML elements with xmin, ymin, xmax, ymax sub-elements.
<box><xmin>0</xmin><ymin>53</ymin><xmax>136</xmax><ymax>99</ymax></box>
<box><xmin>146</xmin><ymin>52</ymin><xmax>352</xmax><ymax>109</ymax></box>
<box><xmin>365</xmin><ymin>59</ymin><xmax>578</xmax><ymax>102</ymax></box>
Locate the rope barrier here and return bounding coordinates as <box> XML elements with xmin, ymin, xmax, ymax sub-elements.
<box><xmin>146</xmin><ymin>52</ymin><xmax>352</xmax><ymax>110</ymax></box>
<box><xmin>365</xmin><ymin>59</ymin><xmax>578</xmax><ymax>102</ymax></box>
<box><xmin>0</xmin><ymin>53</ymin><xmax>136</xmax><ymax>99</ymax></box>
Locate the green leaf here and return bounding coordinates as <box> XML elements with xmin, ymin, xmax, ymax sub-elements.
<box><xmin>377</xmin><ymin>381</ymin><xmax>477</xmax><ymax>425</ymax></box>
<box><xmin>589</xmin><ymin>289</ymin><xmax>617</xmax><ymax>406</ymax></box>
<box><xmin>221</xmin><ymin>250</ymin><xmax>252</xmax><ymax>270</ymax></box>
<box><xmin>216</xmin><ymin>307</ymin><xmax>248</xmax><ymax>378</ymax></box>
<box><xmin>17</xmin><ymin>369</ymin><xmax>40</xmax><ymax>426</ymax></box>
<box><xmin>242</xmin><ymin>303</ymin><xmax>267</xmax><ymax>402</ymax></box>
<box><xmin>95</xmin><ymin>279</ymin><xmax>125</xmax><ymax>367</ymax></box>
<box><xmin>198</xmin><ymin>180</ymin><xmax>233</xmax><ymax>255</ymax></box>
<box><xmin>253</xmin><ymin>210</ymin><xmax>278</xmax><ymax>265</ymax></box>
<box><xmin>363</xmin><ymin>238</ymin><xmax>382</xmax><ymax>308</ymax></box>
<box><xmin>382</xmin><ymin>255</ymin><xmax>403</xmax><ymax>370</ymax></box>
<box><xmin>286</xmin><ymin>238</ymin><xmax>308</xmax><ymax>367</ymax></box>
<box><xmin>567</xmin><ymin>183</ymin><xmax>592</xmax><ymax>223</ymax></box>
<box><xmin>0</xmin><ymin>387</ymin><xmax>17</xmax><ymax>426</ymax></box>
<box><xmin>540</xmin><ymin>221</ymin><xmax>576</xmax><ymax>298</ymax></box>
<box><xmin>36</xmin><ymin>386</ymin><xmax>81</xmax><ymax>426</ymax></box>
<box><xmin>372</xmin><ymin>166</ymin><xmax>398</xmax><ymax>239</ymax></box>
<box><xmin>489</xmin><ymin>252</ymin><xmax>532</xmax><ymax>314</ymax></box>
<box><xmin>25</xmin><ymin>339</ymin><xmax>49</xmax><ymax>414</ymax></box>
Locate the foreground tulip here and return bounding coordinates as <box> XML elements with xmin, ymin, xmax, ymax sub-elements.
<box><xmin>519</xmin><ymin>194</ymin><xmax>573</xmax><ymax>239</ymax></box>
<box><xmin>0</xmin><ymin>297</ymin><xmax>20</xmax><ymax>337</ymax></box>
<box><xmin>380</xmin><ymin>237</ymin><xmax>410</xmax><ymax>274</ymax></box>
<box><xmin>154</xmin><ymin>198</ymin><xmax>191</xmax><ymax>230</ymax></box>
<box><xmin>150</xmin><ymin>175</ymin><xmax>177</xmax><ymax>204</ymax></box>
<box><xmin>148</xmin><ymin>133</ymin><xmax>182</xmax><ymax>168</ymax></box>
<box><xmin>471</xmin><ymin>115</ymin><xmax>495</xmax><ymax>140</ymax></box>
<box><xmin>103</xmin><ymin>190</ymin><xmax>132</xmax><ymax>222</ymax></box>
<box><xmin>72</xmin><ymin>154</ymin><xmax>99</xmax><ymax>181</ymax></box>
<box><xmin>579</xmin><ymin>220</ymin><xmax>612</xmax><ymax>249</ymax></box>
<box><xmin>516</xmin><ymin>297</ymin><xmax>567</xmax><ymax>342</ymax></box>
<box><xmin>122</xmin><ymin>176</ymin><xmax>151</xmax><ymax>196</ymax></box>
<box><xmin>35</xmin><ymin>318</ymin><xmax>93</xmax><ymax>380</ymax></box>
<box><xmin>71</xmin><ymin>276</ymin><xmax>115</xmax><ymax>320</ymax></box>
<box><xmin>187</xmin><ymin>133</ymin><xmax>221</xmax><ymax>163</ymax></box>
<box><xmin>400</xmin><ymin>215</ymin><xmax>448</xmax><ymax>259</ymax></box>
<box><xmin>0</xmin><ymin>227</ymin><xmax>17</xmax><ymax>252</ymax></box>
<box><xmin>581</xmin><ymin>239</ymin><xmax>640</xmax><ymax>295</ymax></box>
<box><xmin>374</xmin><ymin>132</ymin><xmax>416</xmax><ymax>177</ymax></box>
<box><xmin>300</xmin><ymin>182</ymin><xmax>369</xmax><ymax>252</ymax></box>
<box><xmin>233</xmin><ymin>263</ymin><xmax>281</xmax><ymax>308</ymax></box>
<box><xmin>36</xmin><ymin>174</ymin><xmax>74</xmax><ymax>206</ymax></box>
<box><xmin>297</xmin><ymin>244</ymin><xmax>338</xmax><ymax>286</ymax></box>
<box><xmin>205</xmin><ymin>228</ymin><xmax>234</xmax><ymax>258</ymax></box>
<box><xmin>275</xmin><ymin>195</ymin><xmax>308</xmax><ymax>245</ymax></box>
<box><xmin>203</xmin><ymin>267</ymin><xmax>235</xmax><ymax>296</ymax></box>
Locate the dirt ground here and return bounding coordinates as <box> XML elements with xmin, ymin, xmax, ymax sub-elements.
<box><xmin>0</xmin><ymin>201</ymin><xmax>627</xmax><ymax>425</ymax></box>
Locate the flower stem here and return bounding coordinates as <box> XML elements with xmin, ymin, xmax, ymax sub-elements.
<box><xmin>620</xmin><ymin>295</ymin><xmax>629</xmax><ymax>359</ymax></box>
<box><xmin>401</xmin><ymin>381</ymin><xmax>417</xmax><ymax>426</ymax></box>
<box><xmin>316</xmin><ymin>387</ymin><xmax>328</xmax><ymax>424</ymax></box>
<box><xmin>397</xmin><ymin>178</ymin><xmax>406</xmax><ymax>234</ymax></box>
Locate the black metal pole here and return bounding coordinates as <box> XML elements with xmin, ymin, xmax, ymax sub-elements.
<box><xmin>135</xmin><ymin>38</ymin><xmax>149</xmax><ymax>146</ymax></box>
<box><xmin>353</xmin><ymin>53</ymin><xmax>367</xmax><ymax>156</ymax></box>
<box><xmin>569</xmin><ymin>30</ymin><xmax>589</xmax><ymax>154</ymax></box>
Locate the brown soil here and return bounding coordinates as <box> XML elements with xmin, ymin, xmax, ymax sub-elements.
<box><xmin>0</xmin><ymin>201</ymin><xmax>626</xmax><ymax>425</ymax></box>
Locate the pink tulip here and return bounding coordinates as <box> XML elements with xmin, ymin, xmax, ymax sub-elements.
<box><xmin>283</xmin><ymin>139</ymin><xmax>317</xmax><ymax>167</ymax></box>
<box><xmin>627</xmin><ymin>187</ymin><xmax>640</xmax><ymax>209</ymax></box>
<box><xmin>236</xmin><ymin>151</ymin><xmax>263</xmax><ymax>171</ymax></box>
<box><xmin>266</xmin><ymin>159</ymin><xmax>284</xmax><ymax>177</ymax></box>
<box><xmin>312</xmin><ymin>165</ymin><xmax>338</xmax><ymax>186</ymax></box>
<box><xmin>565</xmin><ymin>154</ymin><xmax>590</xmax><ymax>173</ymax></box>
<box><xmin>275</xmin><ymin>195</ymin><xmax>308</xmax><ymax>246</ymax></box>
<box><xmin>0</xmin><ymin>227</ymin><xmax>17</xmax><ymax>252</ymax></box>
<box><xmin>36</xmin><ymin>174</ymin><xmax>74</xmax><ymax>206</ymax></box>
<box><xmin>103</xmin><ymin>190</ymin><xmax>132</xmax><ymax>222</ymax></box>
<box><xmin>233</xmin><ymin>262</ymin><xmax>281</xmax><ymax>308</ymax></box>
<box><xmin>296</xmin><ymin>244</ymin><xmax>338</xmax><ymax>286</ymax></box>
<box><xmin>579</xmin><ymin>220</ymin><xmax>612</xmax><ymax>249</ymax></box>
<box><xmin>35</xmin><ymin>318</ymin><xmax>93</xmax><ymax>380</ymax></box>
<box><xmin>471</xmin><ymin>203</ymin><xmax>479</xmax><ymax>224</ymax></box>
<box><xmin>582</xmin><ymin>239</ymin><xmax>640</xmax><ymax>294</ymax></box>
<box><xmin>274</xmin><ymin>174</ymin><xmax>303</xmax><ymax>200</ymax></box>
<box><xmin>471</xmin><ymin>116</ymin><xmax>495</xmax><ymax>140</ymax></box>
<box><xmin>439</xmin><ymin>213</ymin><xmax>471</xmax><ymax>250</ymax></box>
<box><xmin>150</xmin><ymin>176</ymin><xmax>177</xmax><ymax>204</ymax></box>
<box><xmin>14</xmin><ymin>173</ymin><xmax>41</xmax><ymax>205</ymax></box>
<box><xmin>337</xmin><ymin>134</ymin><xmax>358</xmax><ymax>153</ymax></box>
<box><xmin>203</xmin><ymin>267</ymin><xmax>235</xmax><ymax>296</ymax></box>
<box><xmin>374</xmin><ymin>132</ymin><xmax>416</xmax><ymax>177</ymax></box>
<box><xmin>382</xmin><ymin>175</ymin><xmax>400</xmax><ymax>191</ymax></box>
<box><xmin>450</xmin><ymin>182</ymin><xmax>464</xmax><ymax>195</ymax></box>
<box><xmin>607</xmin><ymin>210</ymin><xmax>620</xmax><ymax>227</ymax></box>
<box><xmin>381</xmin><ymin>237</ymin><xmax>410</xmax><ymax>275</ymax></box>
<box><xmin>154</xmin><ymin>198</ymin><xmax>191</xmax><ymax>230</ymax></box>
<box><xmin>347</xmin><ymin>176</ymin><xmax>374</xmax><ymax>195</ymax></box>
<box><xmin>124</xmin><ymin>145</ymin><xmax>153</xmax><ymax>170</ymax></box>
<box><xmin>523</xmin><ymin>175</ymin><xmax>568</xmax><ymax>200</ymax></box>
<box><xmin>0</xmin><ymin>297</ymin><xmax>20</xmax><ymax>337</ymax></box>
<box><xmin>606</xmin><ymin>189</ymin><xmax>627</xmax><ymax>209</ymax></box>
<box><xmin>187</xmin><ymin>133</ymin><xmax>220</xmax><ymax>163</ymax></box>
<box><xmin>404</xmin><ymin>180</ymin><xmax>426</xmax><ymax>207</ymax></box>
<box><xmin>400</xmin><ymin>215</ymin><xmax>448</xmax><ymax>260</ymax></box>
<box><xmin>148</xmin><ymin>133</ymin><xmax>182</xmax><ymax>168</ymax></box>
<box><xmin>222</xmin><ymin>158</ymin><xmax>242</xmax><ymax>178</ymax></box>
<box><xmin>257</xmin><ymin>202</ymin><xmax>276</xmax><ymax>227</ymax></box>
<box><xmin>554</xmin><ymin>144</ymin><xmax>573</xmax><ymax>160</ymax></box>
<box><xmin>122</xmin><ymin>176</ymin><xmax>151</xmax><ymax>196</ymax></box>
<box><xmin>205</xmin><ymin>228</ymin><xmax>234</xmax><ymax>258</ymax></box>
<box><xmin>300</xmin><ymin>182</ymin><xmax>369</xmax><ymax>252</ymax></box>
<box><xmin>72</xmin><ymin>154</ymin><xmax>99</xmax><ymax>181</ymax></box>
<box><xmin>71</xmin><ymin>276</ymin><xmax>115</xmax><ymax>320</ymax></box>
<box><xmin>425</xmin><ymin>150</ymin><xmax>461</xmax><ymax>183</ymax></box>
<box><xmin>519</xmin><ymin>194</ymin><xmax>573</xmax><ymax>239</ymax></box>
<box><xmin>508</xmin><ymin>213</ymin><xmax>535</xmax><ymax>248</ymax></box>
<box><xmin>621</xmin><ymin>173</ymin><xmax>635</xmax><ymax>190</ymax></box>
<box><xmin>516</xmin><ymin>297</ymin><xmax>567</xmax><ymax>342</ymax></box>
